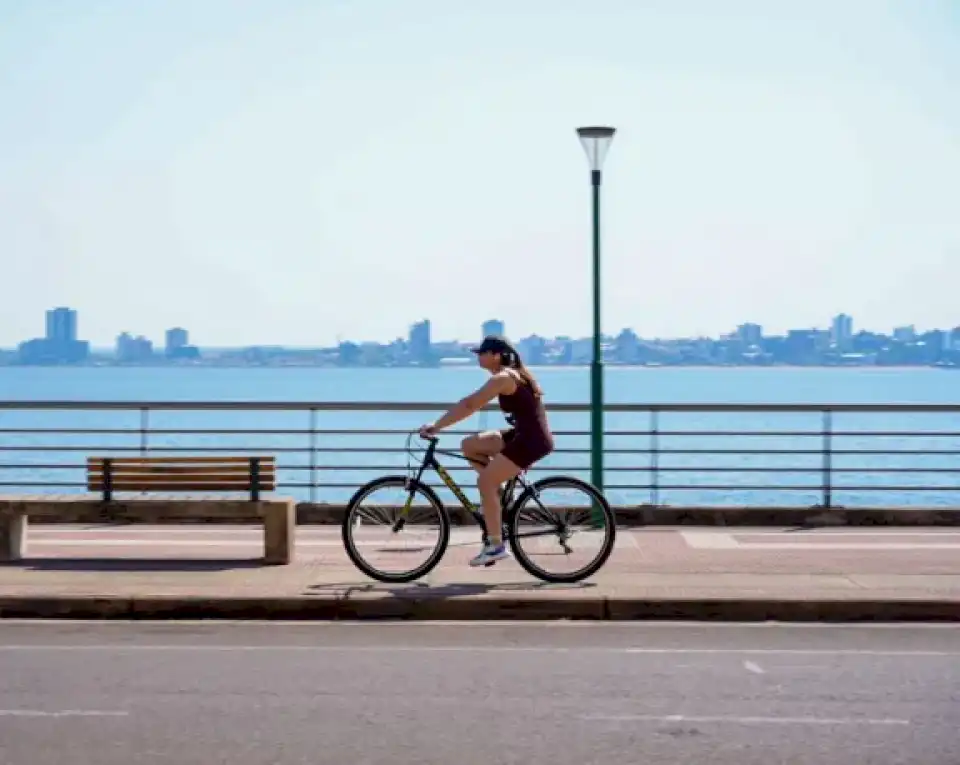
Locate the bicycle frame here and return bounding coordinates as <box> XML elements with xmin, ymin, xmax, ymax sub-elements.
<box><xmin>396</xmin><ymin>436</ymin><xmax>563</xmax><ymax>543</ymax></box>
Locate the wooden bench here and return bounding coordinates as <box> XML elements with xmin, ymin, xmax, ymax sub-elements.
<box><xmin>87</xmin><ymin>456</ymin><xmax>275</xmax><ymax>502</ymax></box>
<box><xmin>0</xmin><ymin>456</ymin><xmax>296</xmax><ymax>565</ymax></box>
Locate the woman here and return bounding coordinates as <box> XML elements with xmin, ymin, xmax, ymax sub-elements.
<box><xmin>419</xmin><ymin>335</ymin><xmax>554</xmax><ymax>566</ymax></box>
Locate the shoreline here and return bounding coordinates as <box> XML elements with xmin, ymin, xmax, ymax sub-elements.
<box><xmin>0</xmin><ymin>364</ymin><xmax>953</xmax><ymax>372</ymax></box>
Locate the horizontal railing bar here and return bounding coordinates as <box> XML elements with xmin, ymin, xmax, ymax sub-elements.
<box><xmin>7</xmin><ymin>428</ymin><xmax>960</xmax><ymax>444</ymax></box>
<box><xmin>0</xmin><ymin>446</ymin><xmax>311</xmax><ymax>453</ymax></box>
<box><xmin>5</xmin><ymin>446</ymin><xmax>960</xmax><ymax>461</ymax></box>
<box><xmin>226</xmin><ymin>483</ymin><xmax>960</xmax><ymax>492</ymax></box>
<box><xmin>5</xmin><ymin>400</ymin><xmax>960</xmax><ymax>413</ymax></box>
<box><xmin>645</xmin><ymin>431</ymin><xmax>960</xmax><ymax>438</ymax></box>
<box><xmin>0</xmin><ymin>427</ymin><xmax>579</xmax><ymax>437</ymax></box>
<box><xmin>1</xmin><ymin>481</ymin><xmax>958</xmax><ymax>492</ymax></box>
<box><xmin>4</xmin><ymin>482</ymin><xmax>957</xmax><ymax>493</ymax></box>
<box><xmin>4</xmin><ymin>447</ymin><xmax>960</xmax><ymax>457</ymax></box>
<box><xmin>2</xmin><ymin>463</ymin><xmax>958</xmax><ymax>475</ymax></box>
<box><xmin>598</xmin><ymin>485</ymin><xmax>960</xmax><ymax>491</ymax></box>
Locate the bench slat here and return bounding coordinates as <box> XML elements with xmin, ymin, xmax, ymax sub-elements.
<box><xmin>89</xmin><ymin>472</ymin><xmax>274</xmax><ymax>485</ymax></box>
<box><xmin>88</xmin><ymin>466</ymin><xmax>276</xmax><ymax>476</ymax></box>
<box><xmin>87</xmin><ymin>477</ymin><xmax>275</xmax><ymax>486</ymax></box>
<box><xmin>87</xmin><ymin>456</ymin><xmax>275</xmax><ymax>466</ymax></box>
<box><xmin>87</xmin><ymin>455</ymin><xmax>276</xmax><ymax>499</ymax></box>
<box><xmin>88</xmin><ymin>481</ymin><xmax>277</xmax><ymax>492</ymax></box>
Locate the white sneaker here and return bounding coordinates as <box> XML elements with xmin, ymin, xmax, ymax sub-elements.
<box><xmin>469</xmin><ymin>542</ymin><xmax>511</xmax><ymax>567</ymax></box>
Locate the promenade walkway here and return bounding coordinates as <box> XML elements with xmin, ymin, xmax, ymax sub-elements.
<box><xmin>0</xmin><ymin>526</ymin><xmax>958</xmax><ymax>620</ymax></box>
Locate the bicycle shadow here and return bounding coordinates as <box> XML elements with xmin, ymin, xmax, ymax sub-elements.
<box><xmin>307</xmin><ymin>579</ymin><xmax>597</xmax><ymax>601</ymax></box>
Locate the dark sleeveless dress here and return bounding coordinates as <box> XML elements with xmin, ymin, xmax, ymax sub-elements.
<box><xmin>498</xmin><ymin>376</ymin><xmax>555</xmax><ymax>469</ymax></box>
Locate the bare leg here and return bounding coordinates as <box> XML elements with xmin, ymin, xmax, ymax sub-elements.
<box><xmin>477</xmin><ymin>454</ymin><xmax>522</xmax><ymax>546</ymax></box>
<box><xmin>461</xmin><ymin>431</ymin><xmax>505</xmax><ymax>473</ymax></box>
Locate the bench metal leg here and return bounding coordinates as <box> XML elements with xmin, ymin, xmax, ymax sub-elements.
<box><xmin>0</xmin><ymin>514</ymin><xmax>27</xmax><ymax>562</ymax></box>
<box><xmin>262</xmin><ymin>502</ymin><xmax>295</xmax><ymax>565</ymax></box>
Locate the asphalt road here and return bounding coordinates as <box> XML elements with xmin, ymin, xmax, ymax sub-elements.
<box><xmin>0</xmin><ymin>622</ymin><xmax>957</xmax><ymax>765</ymax></box>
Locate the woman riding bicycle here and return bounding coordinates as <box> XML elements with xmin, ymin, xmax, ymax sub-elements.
<box><xmin>419</xmin><ymin>335</ymin><xmax>555</xmax><ymax>566</ymax></box>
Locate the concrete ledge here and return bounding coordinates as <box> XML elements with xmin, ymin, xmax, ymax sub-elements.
<box><xmin>0</xmin><ymin>595</ymin><xmax>957</xmax><ymax>622</ymax></box>
<box><xmin>0</xmin><ymin>498</ymin><xmax>297</xmax><ymax>564</ymax></box>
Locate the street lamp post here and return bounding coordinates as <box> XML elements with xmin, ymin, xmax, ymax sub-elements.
<box><xmin>576</xmin><ymin>126</ymin><xmax>616</xmax><ymax>498</ymax></box>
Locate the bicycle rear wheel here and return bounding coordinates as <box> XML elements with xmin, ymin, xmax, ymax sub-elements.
<box><xmin>506</xmin><ymin>475</ymin><xmax>616</xmax><ymax>584</ymax></box>
<box><xmin>342</xmin><ymin>476</ymin><xmax>450</xmax><ymax>583</ymax></box>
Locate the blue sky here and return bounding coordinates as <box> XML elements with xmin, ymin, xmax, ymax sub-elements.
<box><xmin>1</xmin><ymin>0</ymin><xmax>958</xmax><ymax>347</ymax></box>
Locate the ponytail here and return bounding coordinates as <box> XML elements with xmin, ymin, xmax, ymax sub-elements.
<box><xmin>511</xmin><ymin>356</ymin><xmax>543</xmax><ymax>398</ymax></box>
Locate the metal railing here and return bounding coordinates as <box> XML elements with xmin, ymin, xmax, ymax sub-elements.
<box><xmin>1</xmin><ymin>400</ymin><xmax>960</xmax><ymax>509</ymax></box>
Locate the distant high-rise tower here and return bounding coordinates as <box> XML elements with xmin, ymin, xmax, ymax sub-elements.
<box><xmin>736</xmin><ymin>323</ymin><xmax>763</xmax><ymax>347</ymax></box>
<box><xmin>165</xmin><ymin>327</ymin><xmax>189</xmax><ymax>353</ymax></box>
<box><xmin>409</xmin><ymin>319</ymin><xmax>432</xmax><ymax>362</ymax></box>
<box><xmin>482</xmin><ymin>319</ymin><xmax>505</xmax><ymax>338</ymax></box>
<box><xmin>830</xmin><ymin>314</ymin><xmax>853</xmax><ymax>350</ymax></box>
<box><xmin>45</xmin><ymin>307</ymin><xmax>77</xmax><ymax>343</ymax></box>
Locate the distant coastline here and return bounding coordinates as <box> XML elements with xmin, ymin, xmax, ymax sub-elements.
<box><xmin>1</xmin><ymin>361</ymin><xmax>956</xmax><ymax>371</ymax></box>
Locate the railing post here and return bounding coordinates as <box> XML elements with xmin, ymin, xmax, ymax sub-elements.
<box><xmin>102</xmin><ymin>458</ymin><xmax>113</xmax><ymax>502</ymax></box>
<box><xmin>139</xmin><ymin>407</ymin><xmax>149</xmax><ymax>457</ymax></box>
<box><xmin>250</xmin><ymin>457</ymin><xmax>261</xmax><ymax>502</ymax></box>
<box><xmin>651</xmin><ymin>408</ymin><xmax>660</xmax><ymax>507</ymax></box>
<box><xmin>308</xmin><ymin>408</ymin><xmax>318</xmax><ymax>504</ymax></box>
<box><xmin>821</xmin><ymin>409</ymin><xmax>833</xmax><ymax>509</ymax></box>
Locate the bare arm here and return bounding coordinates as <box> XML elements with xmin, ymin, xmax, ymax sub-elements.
<box><xmin>427</xmin><ymin>372</ymin><xmax>515</xmax><ymax>432</ymax></box>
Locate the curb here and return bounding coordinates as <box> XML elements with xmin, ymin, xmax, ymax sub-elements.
<box><xmin>1</xmin><ymin>595</ymin><xmax>958</xmax><ymax>622</ymax></box>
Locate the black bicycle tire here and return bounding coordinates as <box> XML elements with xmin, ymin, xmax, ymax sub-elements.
<box><xmin>341</xmin><ymin>475</ymin><xmax>451</xmax><ymax>584</ymax></box>
<box><xmin>506</xmin><ymin>475</ymin><xmax>617</xmax><ymax>584</ymax></box>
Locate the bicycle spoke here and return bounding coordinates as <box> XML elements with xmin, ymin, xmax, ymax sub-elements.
<box><xmin>343</xmin><ymin>477</ymin><xmax>449</xmax><ymax>582</ymax></box>
<box><xmin>508</xmin><ymin>476</ymin><xmax>616</xmax><ymax>583</ymax></box>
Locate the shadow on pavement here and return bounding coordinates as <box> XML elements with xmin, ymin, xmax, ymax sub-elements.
<box><xmin>307</xmin><ymin>579</ymin><xmax>596</xmax><ymax>600</ymax></box>
<box><xmin>2</xmin><ymin>558</ymin><xmax>264</xmax><ymax>572</ymax></box>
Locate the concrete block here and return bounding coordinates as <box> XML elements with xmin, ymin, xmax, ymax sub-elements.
<box><xmin>0</xmin><ymin>513</ymin><xmax>27</xmax><ymax>562</ymax></box>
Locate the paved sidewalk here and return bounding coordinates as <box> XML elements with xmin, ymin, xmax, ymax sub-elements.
<box><xmin>1</xmin><ymin>526</ymin><xmax>959</xmax><ymax>621</ymax></box>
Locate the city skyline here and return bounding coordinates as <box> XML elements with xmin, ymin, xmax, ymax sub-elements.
<box><xmin>3</xmin><ymin>305</ymin><xmax>959</xmax><ymax>369</ymax></box>
<box><xmin>1</xmin><ymin>2</ymin><xmax>958</xmax><ymax>347</ymax></box>
<box><xmin>7</xmin><ymin>304</ymin><xmax>960</xmax><ymax>351</ymax></box>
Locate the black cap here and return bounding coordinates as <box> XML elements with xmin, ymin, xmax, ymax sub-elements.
<box><xmin>470</xmin><ymin>335</ymin><xmax>515</xmax><ymax>355</ymax></box>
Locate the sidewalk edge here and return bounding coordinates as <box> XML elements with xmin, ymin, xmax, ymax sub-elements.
<box><xmin>0</xmin><ymin>595</ymin><xmax>957</xmax><ymax>622</ymax></box>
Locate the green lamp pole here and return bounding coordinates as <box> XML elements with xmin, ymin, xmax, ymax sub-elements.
<box><xmin>576</xmin><ymin>126</ymin><xmax>616</xmax><ymax>499</ymax></box>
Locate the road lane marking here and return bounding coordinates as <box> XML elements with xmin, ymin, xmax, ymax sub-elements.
<box><xmin>0</xmin><ymin>710</ymin><xmax>128</xmax><ymax>718</ymax></box>
<box><xmin>744</xmin><ymin>660</ymin><xmax>764</xmax><ymax>674</ymax></box>
<box><xmin>679</xmin><ymin>531</ymin><xmax>740</xmax><ymax>549</ymax></box>
<box><xmin>580</xmin><ymin>714</ymin><xmax>910</xmax><ymax>726</ymax></box>
<box><xmin>679</xmin><ymin>530</ymin><xmax>960</xmax><ymax>550</ymax></box>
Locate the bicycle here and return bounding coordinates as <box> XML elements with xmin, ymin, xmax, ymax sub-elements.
<box><xmin>341</xmin><ymin>431</ymin><xmax>617</xmax><ymax>584</ymax></box>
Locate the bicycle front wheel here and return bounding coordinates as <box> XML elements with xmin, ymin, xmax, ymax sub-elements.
<box><xmin>342</xmin><ymin>476</ymin><xmax>450</xmax><ymax>583</ymax></box>
<box><xmin>506</xmin><ymin>475</ymin><xmax>616</xmax><ymax>584</ymax></box>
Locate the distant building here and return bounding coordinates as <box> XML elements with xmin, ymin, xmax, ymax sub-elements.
<box><xmin>949</xmin><ymin>327</ymin><xmax>960</xmax><ymax>351</ymax></box>
<box><xmin>893</xmin><ymin>325</ymin><xmax>916</xmax><ymax>343</ymax></box>
<box><xmin>166</xmin><ymin>327</ymin><xmax>188</xmax><ymax>352</ymax></box>
<box><xmin>517</xmin><ymin>335</ymin><xmax>547</xmax><ymax>365</ymax></box>
<box><xmin>164</xmin><ymin>327</ymin><xmax>200</xmax><ymax>360</ymax></box>
<box><xmin>615</xmin><ymin>329</ymin><xmax>641</xmax><ymax>363</ymax></box>
<box><xmin>17</xmin><ymin>306</ymin><xmax>89</xmax><ymax>364</ymax></box>
<box><xmin>116</xmin><ymin>332</ymin><xmax>154</xmax><ymax>363</ymax></box>
<box><xmin>46</xmin><ymin>307</ymin><xmax>77</xmax><ymax>343</ymax></box>
<box><xmin>408</xmin><ymin>319</ymin><xmax>432</xmax><ymax>363</ymax></box>
<box><xmin>482</xmin><ymin>319</ymin><xmax>505</xmax><ymax>338</ymax></box>
<box><xmin>736</xmin><ymin>323</ymin><xmax>763</xmax><ymax>348</ymax></box>
<box><xmin>830</xmin><ymin>314</ymin><xmax>853</xmax><ymax>350</ymax></box>
<box><xmin>338</xmin><ymin>341</ymin><xmax>361</xmax><ymax>366</ymax></box>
